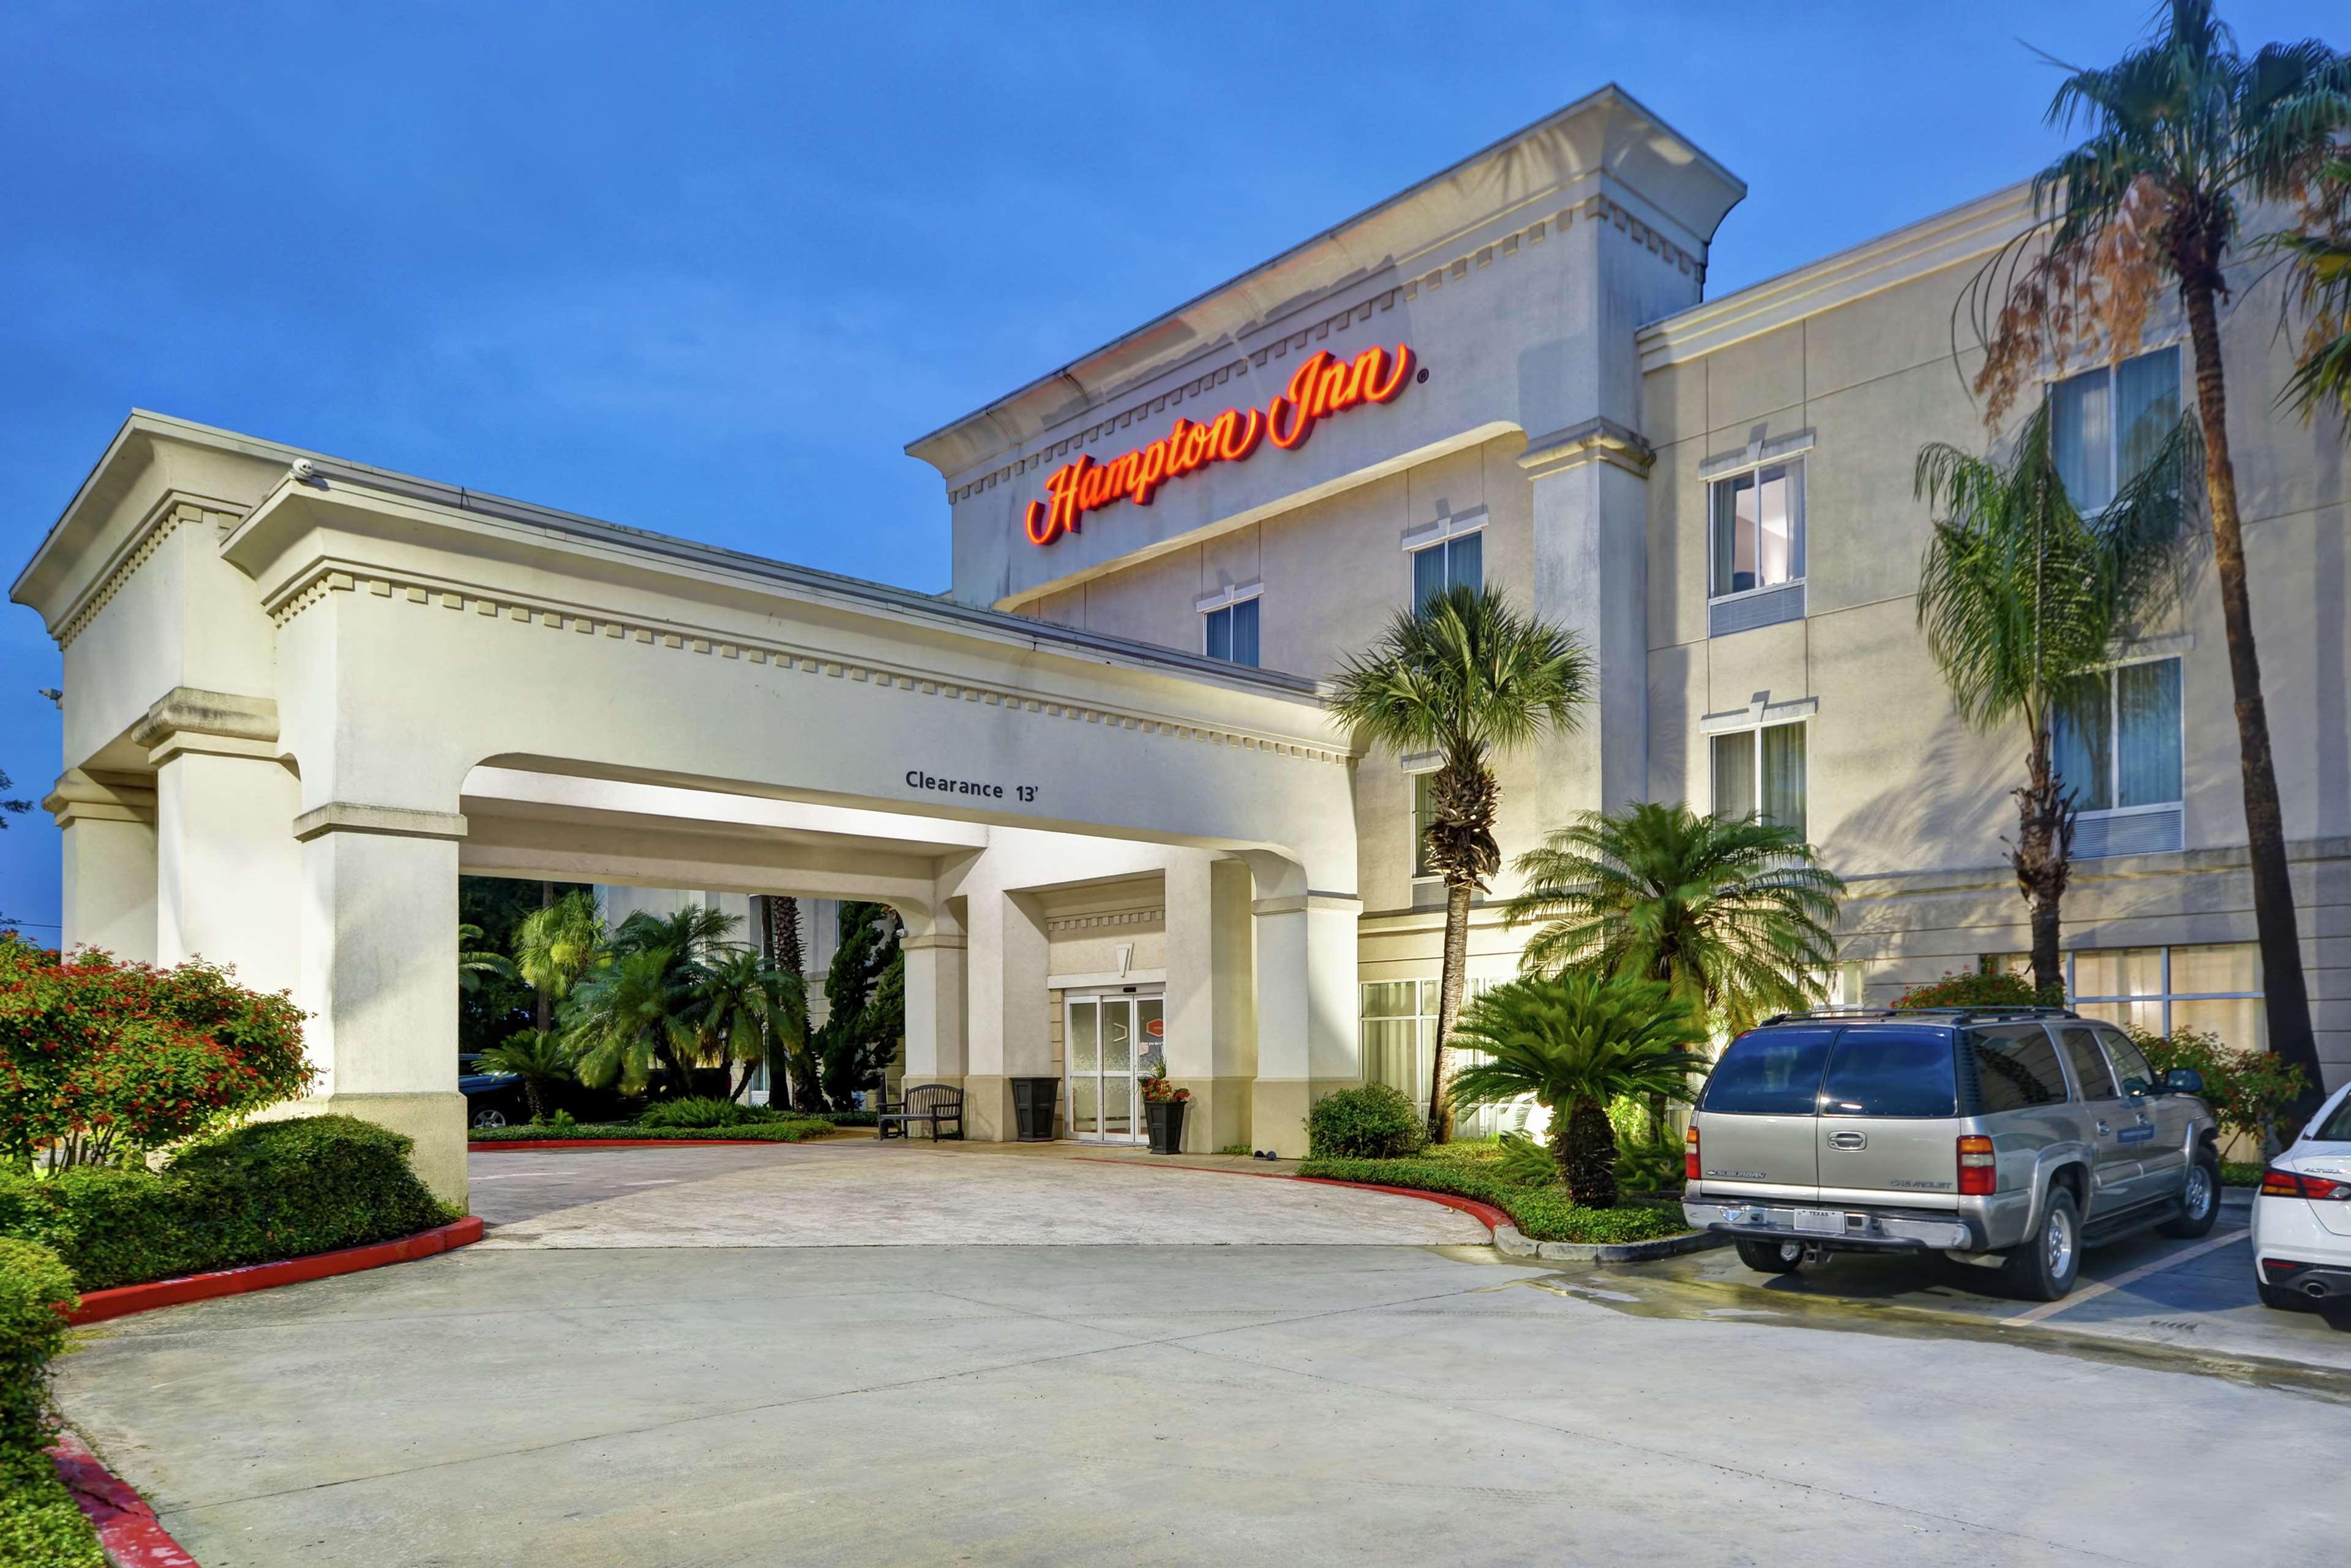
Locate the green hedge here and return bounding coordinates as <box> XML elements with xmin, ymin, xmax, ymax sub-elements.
<box><xmin>0</xmin><ymin>1116</ymin><xmax>455</xmax><ymax>1293</ymax></box>
<box><xmin>0</xmin><ymin>1238</ymin><xmax>104</xmax><ymax>1568</ymax></box>
<box><xmin>1296</xmin><ymin>1157</ymin><xmax>1691</xmax><ymax>1245</ymax></box>
<box><xmin>467</xmin><ymin>1118</ymin><xmax>834</xmax><ymax>1144</ymax></box>
<box><xmin>1307</xmin><ymin>1083</ymin><xmax>1427</xmax><ymax>1160</ymax></box>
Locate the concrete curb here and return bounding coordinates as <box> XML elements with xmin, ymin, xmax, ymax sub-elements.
<box><xmin>1491</xmin><ymin>1221</ymin><xmax>1728</xmax><ymax>1264</ymax></box>
<box><xmin>50</xmin><ymin>1427</ymin><xmax>200</xmax><ymax>1567</ymax></box>
<box><xmin>66</xmin><ymin>1217</ymin><xmax>484</xmax><ymax>1326</ymax></box>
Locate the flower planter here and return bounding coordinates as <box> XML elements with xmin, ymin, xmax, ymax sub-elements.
<box><xmin>1146</xmin><ymin>1097</ymin><xmax>1188</xmax><ymax>1154</ymax></box>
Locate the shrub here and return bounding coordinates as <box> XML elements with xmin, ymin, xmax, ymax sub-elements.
<box><xmin>0</xmin><ymin>1116</ymin><xmax>453</xmax><ymax>1293</ymax></box>
<box><xmin>0</xmin><ymin>1237</ymin><xmax>74</xmax><ymax>1464</ymax></box>
<box><xmin>1491</xmin><ymin>1131</ymin><xmax>1560</xmax><ymax>1188</ymax></box>
<box><xmin>1295</xmin><ymin>1157</ymin><xmax>1689</xmax><ymax>1245</ymax></box>
<box><xmin>1892</xmin><ymin>970</ymin><xmax>2061</xmax><ymax>1010</ymax></box>
<box><xmin>2130</xmin><ymin>1026</ymin><xmax>2307</xmax><ymax>1153</ymax></box>
<box><xmin>466</xmin><ymin>1118</ymin><xmax>831</xmax><ymax>1143</ymax></box>
<box><xmin>638</xmin><ymin>1096</ymin><xmax>752</xmax><ymax>1130</ymax></box>
<box><xmin>0</xmin><ymin>935</ymin><xmax>311</xmax><ymax>1169</ymax></box>
<box><xmin>1307</xmin><ymin>1083</ymin><xmax>1427</xmax><ymax>1160</ymax></box>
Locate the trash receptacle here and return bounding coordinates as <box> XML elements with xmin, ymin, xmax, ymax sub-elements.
<box><xmin>1010</xmin><ymin>1076</ymin><xmax>1060</xmax><ymax>1142</ymax></box>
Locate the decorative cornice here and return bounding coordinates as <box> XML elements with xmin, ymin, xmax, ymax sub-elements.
<box><xmin>266</xmin><ymin>564</ymin><xmax>1352</xmax><ymax>767</ymax></box>
<box><xmin>1517</xmin><ymin>415</ymin><xmax>1656</xmax><ymax>480</ymax></box>
<box><xmin>56</xmin><ymin>497</ymin><xmax>241</xmax><ymax>650</ymax></box>
<box><xmin>42</xmin><ymin>769</ymin><xmax>157</xmax><ymax>828</ymax></box>
<box><xmin>292</xmin><ymin>803</ymin><xmax>469</xmax><ymax>842</ymax></box>
<box><xmin>130</xmin><ymin>688</ymin><xmax>280</xmax><ymax>752</ymax></box>
<box><xmin>945</xmin><ymin>192</ymin><xmax>1695</xmax><ymax>504</ymax></box>
<box><xmin>1044</xmin><ymin>907</ymin><xmax>1164</xmax><ymax>935</ymax></box>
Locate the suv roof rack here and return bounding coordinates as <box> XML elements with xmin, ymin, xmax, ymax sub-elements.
<box><xmin>1755</xmin><ymin>1005</ymin><xmax>2082</xmax><ymax>1027</ymax></box>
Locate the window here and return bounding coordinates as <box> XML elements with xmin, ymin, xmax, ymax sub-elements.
<box><xmin>1709</xmin><ymin>460</ymin><xmax>1804</xmax><ymax>599</ymax></box>
<box><xmin>2102</xmin><ymin>1030</ymin><xmax>2156</xmax><ymax>1096</ymax></box>
<box><xmin>1358</xmin><ymin>978</ymin><xmax>1506</xmax><ymax>1133</ymax></box>
<box><xmin>1701</xmin><ymin>1028</ymin><xmax>1835</xmax><ymax>1115</ymax></box>
<box><xmin>2050</xmin><ymin>347</ymin><xmax>2181</xmax><ymax>511</ymax></box>
<box><xmin>2052</xmin><ymin>657</ymin><xmax>2181</xmax><ymax>814</ymax></box>
<box><xmin>1411</xmin><ymin>772</ymin><xmax>1437</xmax><ymax>879</ymax></box>
<box><xmin>1202</xmin><ymin>595</ymin><xmax>1259</xmax><ymax>667</ymax></box>
<box><xmin>1710</xmin><ymin>721</ymin><xmax>1807</xmax><ymax>834</ymax></box>
<box><xmin>1993</xmin><ymin>944</ymin><xmax>2266</xmax><ymax>1050</ymax></box>
<box><xmin>2058</xmin><ymin>1026</ymin><xmax>2120</xmax><ymax>1100</ymax></box>
<box><xmin>1818</xmin><ymin>1029</ymin><xmax>1959</xmax><ymax>1117</ymax></box>
<box><xmin>1967</xmin><ymin>1027</ymin><xmax>2069</xmax><ymax>1112</ymax></box>
<box><xmin>1411</xmin><ymin>531</ymin><xmax>1482</xmax><ymax>605</ymax></box>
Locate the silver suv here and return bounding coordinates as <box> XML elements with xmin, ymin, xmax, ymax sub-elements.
<box><xmin>1681</xmin><ymin>1007</ymin><xmax>2222</xmax><ymax>1299</ymax></box>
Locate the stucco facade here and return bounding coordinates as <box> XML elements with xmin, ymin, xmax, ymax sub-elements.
<box><xmin>15</xmin><ymin>86</ymin><xmax>2349</xmax><ymax>1203</ymax></box>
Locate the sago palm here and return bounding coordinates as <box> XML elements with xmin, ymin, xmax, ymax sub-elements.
<box><xmin>1965</xmin><ymin>0</ymin><xmax>2350</xmax><ymax>1118</ymax></box>
<box><xmin>473</xmin><ymin>1029</ymin><xmax>577</xmax><ymax>1123</ymax></box>
<box><xmin>1446</xmin><ymin>972</ymin><xmax>1708</xmax><ymax>1208</ymax></box>
<box><xmin>1503</xmin><ymin>803</ymin><xmax>1845</xmax><ymax>1035</ymax></box>
<box><xmin>1914</xmin><ymin>399</ymin><xmax>2195</xmax><ymax>996</ymax></box>
<box><xmin>1328</xmin><ymin>583</ymin><xmax>1592</xmax><ymax>1142</ymax></box>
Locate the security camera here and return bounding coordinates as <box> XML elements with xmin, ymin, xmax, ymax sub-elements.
<box><xmin>38</xmin><ymin>688</ymin><xmax>62</xmax><ymax>709</ymax></box>
<box><xmin>290</xmin><ymin>458</ymin><xmax>316</xmax><ymax>482</ymax></box>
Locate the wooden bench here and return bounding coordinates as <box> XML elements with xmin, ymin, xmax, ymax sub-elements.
<box><xmin>877</xmin><ymin>1083</ymin><xmax>965</xmax><ymax>1142</ymax></box>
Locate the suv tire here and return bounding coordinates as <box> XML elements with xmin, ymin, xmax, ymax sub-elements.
<box><xmin>1733</xmin><ymin>1237</ymin><xmax>1805</xmax><ymax>1274</ymax></box>
<box><xmin>2160</xmin><ymin>1148</ymin><xmax>2222</xmax><ymax>1239</ymax></box>
<box><xmin>2001</xmin><ymin>1187</ymin><xmax>2082</xmax><ymax>1302</ymax></box>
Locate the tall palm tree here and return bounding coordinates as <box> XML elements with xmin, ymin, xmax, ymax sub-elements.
<box><xmin>1446</xmin><ymin>972</ymin><xmax>1708</xmax><ymax>1207</ymax></box>
<box><xmin>512</xmin><ymin>890</ymin><xmax>606</xmax><ymax>1024</ymax></box>
<box><xmin>1503</xmin><ymin>803</ymin><xmax>1845</xmax><ymax>1035</ymax></box>
<box><xmin>566</xmin><ymin>943</ymin><xmax>702</xmax><ymax>1095</ymax></box>
<box><xmin>1329</xmin><ymin>584</ymin><xmax>1593</xmax><ymax>1142</ymax></box>
<box><xmin>1914</xmin><ymin>401</ymin><xmax>2197</xmax><ymax>996</ymax></box>
<box><xmin>1965</xmin><ymin>1</ymin><xmax>2350</xmax><ymax>1118</ymax></box>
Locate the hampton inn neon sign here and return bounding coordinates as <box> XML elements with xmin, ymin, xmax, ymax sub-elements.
<box><xmin>1021</xmin><ymin>342</ymin><xmax>1415</xmax><ymax>546</ymax></box>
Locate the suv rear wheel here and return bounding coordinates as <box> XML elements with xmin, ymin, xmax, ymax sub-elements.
<box><xmin>2159</xmin><ymin>1149</ymin><xmax>2222</xmax><ymax>1239</ymax></box>
<box><xmin>1733</xmin><ymin>1237</ymin><xmax>1805</xmax><ymax>1274</ymax></box>
<box><xmin>2001</xmin><ymin>1187</ymin><xmax>2081</xmax><ymax>1301</ymax></box>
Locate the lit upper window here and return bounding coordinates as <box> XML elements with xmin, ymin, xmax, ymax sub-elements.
<box><xmin>1709</xmin><ymin>460</ymin><xmax>1804</xmax><ymax>600</ymax></box>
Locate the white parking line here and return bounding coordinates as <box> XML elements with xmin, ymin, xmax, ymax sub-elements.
<box><xmin>2001</xmin><ymin>1227</ymin><xmax>2250</xmax><ymax>1326</ymax></box>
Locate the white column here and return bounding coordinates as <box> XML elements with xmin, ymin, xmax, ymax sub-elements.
<box><xmin>901</xmin><ymin>921</ymin><xmax>968</xmax><ymax>1084</ymax></box>
<box><xmin>45</xmin><ymin>770</ymin><xmax>158</xmax><ymax>961</ymax></box>
<box><xmin>1164</xmin><ymin>855</ymin><xmax>1256</xmax><ymax>1153</ymax></box>
<box><xmin>962</xmin><ymin>888</ymin><xmax>1048</xmax><ymax>1141</ymax></box>
<box><xmin>142</xmin><ymin>694</ymin><xmax>302</xmax><ymax>996</ymax></box>
<box><xmin>1521</xmin><ymin>422</ymin><xmax>1653</xmax><ymax>823</ymax></box>
<box><xmin>1250</xmin><ymin>890</ymin><xmax>1362</xmax><ymax>1157</ymax></box>
<box><xmin>294</xmin><ymin>804</ymin><xmax>469</xmax><ymax>1205</ymax></box>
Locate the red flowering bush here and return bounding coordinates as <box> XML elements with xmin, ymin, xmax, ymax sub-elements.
<box><xmin>0</xmin><ymin>935</ymin><xmax>312</xmax><ymax>1169</ymax></box>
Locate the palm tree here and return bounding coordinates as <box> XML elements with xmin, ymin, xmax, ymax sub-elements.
<box><xmin>473</xmin><ymin>1029</ymin><xmax>577</xmax><ymax>1123</ymax></box>
<box><xmin>1445</xmin><ymin>972</ymin><xmax>1709</xmax><ymax>1207</ymax></box>
<box><xmin>2270</xmin><ymin>157</ymin><xmax>2351</xmax><ymax>428</ymax></box>
<box><xmin>456</xmin><ymin>924</ymin><xmax>517</xmax><ymax>996</ymax></box>
<box><xmin>1503</xmin><ymin>803</ymin><xmax>1845</xmax><ymax>1035</ymax></box>
<box><xmin>691</xmin><ymin>949</ymin><xmax>808</xmax><ymax>1100</ymax></box>
<box><xmin>566</xmin><ymin>943</ymin><xmax>702</xmax><ymax>1095</ymax></box>
<box><xmin>1914</xmin><ymin>401</ymin><xmax>2197</xmax><ymax>996</ymax></box>
<box><xmin>512</xmin><ymin>890</ymin><xmax>606</xmax><ymax>1026</ymax></box>
<box><xmin>1329</xmin><ymin>583</ymin><xmax>1593</xmax><ymax>1141</ymax></box>
<box><xmin>1965</xmin><ymin>1</ymin><xmax>2350</xmax><ymax>1119</ymax></box>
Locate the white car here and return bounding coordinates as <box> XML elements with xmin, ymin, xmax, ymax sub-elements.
<box><xmin>2252</xmin><ymin>1080</ymin><xmax>2351</xmax><ymax>1309</ymax></box>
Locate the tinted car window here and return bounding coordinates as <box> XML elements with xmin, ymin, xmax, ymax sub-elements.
<box><xmin>2059</xmin><ymin>1027</ymin><xmax>2118</xmax><ymax>1100</ymax></box>
<box><xmin>1818</xmin><ymin>1029</ymin><xmax>1958</xmax><ymax>1117</ymax></box>
<box><xmin>1701</xmin><ymin>1028</ymin><xmax>1834</xmax><ymax>1115</ymax></box>
<box><xmin>2099</xmin><ymin>1030</ymin><xmax>2155</xmax><ymax>1096</ymax></box>
<box><xmin>2312</xmin><ymin>1095</ymin><xmax>2351</xmax><ymax>1142</ymax></box>
<box><xmin>1967</xmin><ymin>1026</ymin><xmax>2068</xmax><ymax>1113</ymax></box>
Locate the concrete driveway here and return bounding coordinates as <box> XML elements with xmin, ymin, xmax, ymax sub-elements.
<box><xmin>464</xmin><ymin>1139</ymin><xmax>1493</xmax><ymax>1247</ymax></box>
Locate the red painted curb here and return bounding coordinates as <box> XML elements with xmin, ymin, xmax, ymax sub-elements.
<box><xmin>468</xmin><ymin>1137</ymin><xmax>811</xmax><ymax>1151</ymax></box>
<box><xmin>65</xmin><ymin>1217</ymin><xmax>485</xmax><ymax>1326</ymax></box>
<box><xmin>50</xmin><ymin>1428</ymin><xmax>201</xmax><ymax>1567</ymax></box>
<box><xmin>1068</xmin><ymin>1157</ymin><xmax>1507</xmax><ymax>1234</ymax></box>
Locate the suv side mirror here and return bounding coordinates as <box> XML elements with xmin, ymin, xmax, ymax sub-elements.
<box><xmin>2161</xmin><ymin>1068</ymin><xmax>2205</xmax><ymax>1096</ymax></box>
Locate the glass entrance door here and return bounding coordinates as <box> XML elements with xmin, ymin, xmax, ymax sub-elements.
<box><xmin>1064</xmin><ymin>992</ymin><xmax>1163</xmax><ymax>1143</ymax></box>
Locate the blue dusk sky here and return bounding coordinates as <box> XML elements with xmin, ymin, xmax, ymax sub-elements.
<box><xmin>2</xmin><ymin>1</ymin><xmax>2342</xmax><ymax>933</ymax></box>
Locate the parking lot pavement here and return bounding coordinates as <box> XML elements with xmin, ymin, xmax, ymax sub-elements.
<box><xmin>1611</xmin><ymin>1195</ymin><xmax>2351</xmax><ymax>1377</ymax></box>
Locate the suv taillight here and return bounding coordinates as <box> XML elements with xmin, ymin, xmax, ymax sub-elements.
<box><xmin>1685</xmin><ymin>1124</ymin><xmax>1700</xmax><ymax>1182</ymax></box>
<box><xmin>1957</xmin><ymin>1135</ymin><xmax>1997</xmax><ymax>1196</ymax></box>
<box><xmin>2262</xmin><ymin>1166</ymin><xmax>2351</xmax><ymax>1200</ymax></box>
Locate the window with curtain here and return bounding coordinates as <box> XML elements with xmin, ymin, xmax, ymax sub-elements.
<box><xmin>2050</xmin><ymin>347</ymin><xmax>2181</xmax><ymax>512</ymax></box>
<box><xmin>1202</xmin><ymin>595</ymin><xmax>1259</xmax><ymax>667</ymax></box>
<box><xmin>1991</xmin><ymin>943</ymin><xmax>2265</xmax><ymax>1049</ymax></box>
<box><xmin>2051</xmin><ymin>657</ymin><xmax>2181</xmax><ymax>813</ymax></box>
<box><xmin>1710</xmin><ymin>721</ymin><xmax>1807</xmax><ymax>834</ymax></box>
<box><xmin>1709</xmin><ymin>460</ymin><xmax>1804</xmax><ymax>599</ymax></box>
<box><xmin>1411</xmin><ymin>530</ymin><xmax>1482</xmax><ymax>606</ymax></box>
<box><xmin>1358</xmin><ymin>977</ymin><xmax>1507</xmax><ymax>1133</ymax></box>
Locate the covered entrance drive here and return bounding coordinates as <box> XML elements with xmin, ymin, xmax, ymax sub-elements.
<box><xmin>15</xmin><ymin>413</ymin><xmax>1369</xmax><ymax>1207</ymax></box>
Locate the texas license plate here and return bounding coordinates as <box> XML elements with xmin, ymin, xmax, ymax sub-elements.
<box><xmin>1794</xmin><ymin>1209</ymin><xmax>1847</xmax><ymax>1236</ymax></box>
